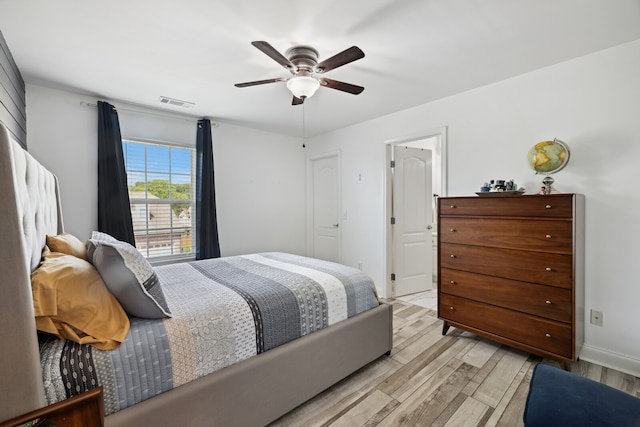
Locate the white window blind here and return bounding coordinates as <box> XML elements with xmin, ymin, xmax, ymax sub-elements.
<box><xmin>123</xmin><ymin>140</ymin><xmax>196</xmax><ymax>260</ymax></box>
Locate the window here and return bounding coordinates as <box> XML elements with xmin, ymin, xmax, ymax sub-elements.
<box><xmin>123</xmin><ymin>140</ymin><xmax>196</xmax><ymax>260</ymax></box>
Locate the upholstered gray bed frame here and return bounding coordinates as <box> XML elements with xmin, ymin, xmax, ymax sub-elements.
<box><xmin>0</xmin><ymin>122</ymin><xmax>393</xmax><ymax>426</ymax></box>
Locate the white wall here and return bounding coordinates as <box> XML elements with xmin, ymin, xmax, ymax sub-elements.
<box><xmin>26</xmin><ymin>84</ymin><xmax>307</xmax><ymax>256</ymax></box>
<box><xmin>306</xmin><ymin>39</ymin><xmax>640</xmax><ymax>375</ymax></box>
<box><xmin>212</xmin><ymin>122</ymin><xmax>307</xmax><ymax>256</ymax></box>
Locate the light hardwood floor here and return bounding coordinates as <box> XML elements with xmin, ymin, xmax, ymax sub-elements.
<box><xmin>270</xmin><ymin>298</ymin><xmax>640</xmax><ymax>427</ymax></box>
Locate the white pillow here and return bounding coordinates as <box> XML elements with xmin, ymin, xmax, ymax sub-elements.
<box><xmin>86</xmin><ymin>231</ymin><xmax>171</xmax><ymax>319</ymax></box>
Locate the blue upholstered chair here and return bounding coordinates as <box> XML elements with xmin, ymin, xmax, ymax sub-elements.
<box><xmin>524</xmin><ymin>363</ymin><xmax>640</xmax><ymax>427</ymax></box>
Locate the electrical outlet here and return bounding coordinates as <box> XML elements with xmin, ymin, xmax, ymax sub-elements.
<box><xmin>590</xmin><ymin>309</ymin><xmax>603</xmax><ymax>326</ymax></box>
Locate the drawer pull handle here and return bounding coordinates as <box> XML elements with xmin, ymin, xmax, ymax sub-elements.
<box><xmin>545</xmin><ymin>267</ymin><xmax>552</xmax><ymax>271</ymax></box>
<box><xmin>545</xmin><ymin>205</ymin><xmax>552</xmax><ymax>209</ymax></box>
<box><xmin>545</xmin><ymin>300</ymin><xmax>552</xmax><ymax>305</ymax></box>
<box><xmin>450</xmin><ymin>205</ymin><xmax>456</xmax><ymax>209</ymax></box>
<box><xmin>545</xmin><ymin>234</ymin><xmax>552</xmax><ymax>239</ymax></box>
<box><xmin>545</xmin><ymin>333</ymin><xmax>552</xmax><ymax>338</ymax></box>
<box><xmin>450</xmin><ymin>280</ymin><xmax>456</xmax><ymax>284</ymax></box>
<box><xmin>450</xmin><ymin>254</ymin><xmax>456</xmax><ymax>258</ymax></box>
<box><xmin>449</xmin><ymin>306</ymin><xmax>455</xmax><ymax>310</ymax></box>
<box><xmin>450</xmin><ymin>228</ymin><xmax>456</xmax><ymax>232</ymax></box>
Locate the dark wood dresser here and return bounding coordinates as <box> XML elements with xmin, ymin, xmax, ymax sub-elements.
<box><xmin>437</xmin><ymin>194</ymin><xmax>585</xmax><ymax>364</ymax></box>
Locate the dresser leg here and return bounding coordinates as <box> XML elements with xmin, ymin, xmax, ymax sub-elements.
<box><xmin>561</xmin><ymin>360</ymin><xmax>570</xmax><ymax>371</ymax></box>
<box><xmin>442</xmin><ymin>321</ymin><xmax>450</xmax><ymax>335</ymax></box>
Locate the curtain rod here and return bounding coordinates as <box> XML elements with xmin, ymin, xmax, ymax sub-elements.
<box><xmin>80</xmin><ymin>101</ymin><xmax>219</xmax><ymax>127</ymax></box>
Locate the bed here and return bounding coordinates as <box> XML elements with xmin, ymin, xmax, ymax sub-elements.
<box><xmin>0</xmin><ymin>121</ymin><xmax>393</xmax><ymax>426</ymax></box>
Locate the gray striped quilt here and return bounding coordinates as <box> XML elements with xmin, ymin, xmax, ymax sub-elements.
<box><xmin>39</xmin><ymin>252</ymin><xmax>379</xmax><ymax>415</ymax></box>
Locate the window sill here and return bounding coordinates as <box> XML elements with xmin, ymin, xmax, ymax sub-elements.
<box><xmin>149</xmin><ymin>255</ymin><xmax>195</xmax><ymax>267</ymax></box>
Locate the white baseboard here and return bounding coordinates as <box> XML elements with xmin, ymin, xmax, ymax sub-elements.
<box><xmin>580</xmin><ymin>344</ymin><xmax>640</xmax><ymax>377</ymax></box>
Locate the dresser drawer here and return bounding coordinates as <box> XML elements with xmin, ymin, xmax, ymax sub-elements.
<box><xmin>440</xmin><ymin>268</ymin><xmax>572</xmax><ymax>323</ymax></box>
<box><xmin>439</xmin><ymin>217</ymin><xmax>572</xmax><ymax>254</ymax></box>
<box><xmin>439</xmin><ymin>294</ymin><xmax>572</xmax><ymax>358</ymax></box>
<box><xmin>440</xmin><ymin>243</ymin><xmax>572</xmax><ymax>288</ymax></box>
<box><xmin>439</xmin><ymin>195</ymin><xmax>574</xmax><ymax>218</ymax></box>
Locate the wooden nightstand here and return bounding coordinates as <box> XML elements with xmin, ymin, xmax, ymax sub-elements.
<box><xmin>0</xmin><ymin>387</ymin><xmax>103</xmax><ymax>427</ymax></box>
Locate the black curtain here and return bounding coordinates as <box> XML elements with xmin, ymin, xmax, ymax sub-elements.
<box><xmin>97</xmin><ymin>101</ymin><xmax>135</xmax><ymax>245</ymax></box>
<box><xmin>195</xmin><ymin>119</ymin><xmax>221</xmax><ymax>260</ymax></box>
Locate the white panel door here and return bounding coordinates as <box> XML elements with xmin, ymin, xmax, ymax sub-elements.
<box><xmin>312</xmin><ymin>155</ymin><xmax>340</xmax><ymax>262</ymax></box>
<box><xmin>393</xmin><ymin>146</ymin><xmax>433</xmax><ymax>296</ymax></box>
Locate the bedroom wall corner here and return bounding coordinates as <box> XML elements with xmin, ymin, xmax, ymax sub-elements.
<box><xmin>211</xmin><ymin>122</ymin><xmax>307</xmax><ymax>257</ymax></box>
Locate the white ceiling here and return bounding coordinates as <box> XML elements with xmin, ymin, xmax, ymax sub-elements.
<box><xmin>1</xmin><ymin>0</ymin><xmax>640</xmax><ymax>137</ymax></box>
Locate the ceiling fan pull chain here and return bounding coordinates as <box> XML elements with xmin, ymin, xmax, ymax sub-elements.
<box><xmin>302</xmin><ymin>103</ymin><xmax>306</xmax><ymax>148</ymax></box>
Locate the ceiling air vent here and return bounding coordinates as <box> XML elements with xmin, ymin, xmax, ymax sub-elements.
<box><xmin>158</xmin><ymin>96</ymin><xmax>195</xmax><ymax>108</ymax></box>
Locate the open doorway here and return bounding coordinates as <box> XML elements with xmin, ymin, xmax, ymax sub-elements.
<box><xmin>384</xmin><ymin>127</ymin><xmax>447</xmax><ymax>298</ymax></box>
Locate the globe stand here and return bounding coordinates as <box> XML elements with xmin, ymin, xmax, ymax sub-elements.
<box><xmin>529</xmin><ymin>138</ymin><xmax>570</xmax><ymax>195</ymax></box>
<box><xmin>542</xmin><ymin>175</ymin><xmax>556</xmax><ymax>195</ymax></box>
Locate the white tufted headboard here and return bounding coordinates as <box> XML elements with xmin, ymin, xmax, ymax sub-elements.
<box><xmin>0</xmin><ymin>122</ymin><xmax>64</xmax><ymax>421</ymax></box>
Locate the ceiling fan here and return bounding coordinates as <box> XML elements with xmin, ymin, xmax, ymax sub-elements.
<box><xmin>235</xmin><ymin>41</ymin><xmax>365</xmax><ymax>105</ymax></box>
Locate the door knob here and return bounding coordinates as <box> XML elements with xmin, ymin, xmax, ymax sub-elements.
<box><xmin>333</xmin><ymin>223</ymin><xmax>339</xmax><ymax>228</ymax></box>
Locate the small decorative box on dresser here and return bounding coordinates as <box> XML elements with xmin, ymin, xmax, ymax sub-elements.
<box><xmin>437</xmin><ymin>194</ymin><xmax>585</xmax><ymax>366</ymax></box>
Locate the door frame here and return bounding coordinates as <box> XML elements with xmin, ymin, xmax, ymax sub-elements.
<box><xmin>383</xmin><ymin>127</ymin><xmax>448</xmax><ymax>298</ymax></box>
<box><xmin>306</xmin><ymin>150</ymin><xmax>342</xmax><ymax>261</ymax></box>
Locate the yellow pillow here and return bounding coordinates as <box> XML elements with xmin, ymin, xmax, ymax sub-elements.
<box><xmin>46</xmin><ymin>232</ymin><xmax>88</xmax><ymax>260</ymax></box>
<box><xmin>31</xmin><ymin>251</ymin><xmax>130</xmax><ymax>350</ymax></box>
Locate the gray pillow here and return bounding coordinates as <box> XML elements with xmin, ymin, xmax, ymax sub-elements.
<box><xmin>86</xmin><ymin>231</ymin><xmax>171</xmax><ymax>319</ymax></box>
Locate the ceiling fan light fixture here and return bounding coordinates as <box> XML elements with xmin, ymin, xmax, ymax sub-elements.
<box><xmin>236</xmin><ymin>42</ymin><xmax>365</xmax><ymax>104</ymax></box>
<box><xmin>286</xmin><ymin>76</ymin><xmax>320</xmax><ymax>99</ymax></box>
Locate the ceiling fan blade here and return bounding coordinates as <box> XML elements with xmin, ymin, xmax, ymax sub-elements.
<box><xmin>292</xmin><ymin>96</ymin><xmax>305</xmax><ymax>106</ymax></box>
<box><xmin>234</xmin><ymin>77</ymin><xmax>286</xmax><ymax>88</ymax></box>
<box><xmin>315</xmin><ymin>46</ymin><xmax>364</xmax><ymax>73</ymax></box>
<box><xmin>251</xmin><ymin>41</ymin><xmax>295</xmax><ymax>72</ymax></box>
<box><xmin>319</xmin><ymin>78</ymin><xmax>364</xmax><ymax>95</ymax></box>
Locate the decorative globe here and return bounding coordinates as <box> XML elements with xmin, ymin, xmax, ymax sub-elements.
<box><xmin>527</xmin><ymin>139</ymin><xmax>570</xmax><ymax>174</ymax></box>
